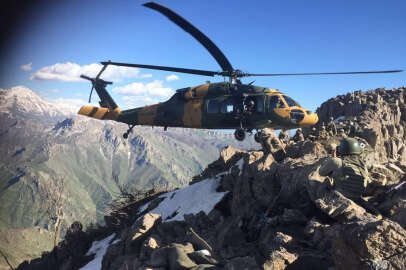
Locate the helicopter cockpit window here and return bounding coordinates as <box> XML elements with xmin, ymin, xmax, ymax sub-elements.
<box><xmin>221</xmin><ymin>98</ymin><xmax>234</xmax><ymax>113</ymax></box>
<box><xmin>282</xmin><ymin>95</ymin><xmax>299</xmax><ymax>107</ymax></box>
<box><xmin>269</xmin><ymin>95</ymin><xmax>285</xmax><ymax>109</ymax></box>
<box><xmin>207</xmin><ymin>100</ymin><xmax>220</xmax><ymax>113</ymax></box>
<box><xmin>255</xmin><ymin>96</ymin><xmax>264</xmax><ymax>113</ymax></box>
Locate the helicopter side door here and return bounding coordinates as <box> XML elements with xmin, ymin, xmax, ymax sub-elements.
<box><xmin>203</xmin><ymin>96</ymin><xmax>239</xmax><ymax>129</ymax></box>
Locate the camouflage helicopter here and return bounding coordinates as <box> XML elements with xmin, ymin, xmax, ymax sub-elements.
<box><xmin>79</xmin><ymin>2</ymin><xmax>402</xmax><ymax>141</ymax></box>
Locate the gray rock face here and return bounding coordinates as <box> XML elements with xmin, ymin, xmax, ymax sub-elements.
<box><xmin>316</xmin><ymin>87</ymin><xmax>406</xmax><ymax>164</ymax></box>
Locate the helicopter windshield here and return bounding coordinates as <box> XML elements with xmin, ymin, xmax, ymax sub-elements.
<box><xmin>282</xmin><ymin>95</ymin><xmax>300</xmax><ymax>107</ymax></box>
<box><xmin>269</xmin><ymin>95</ymin><xmax>286</xmax><ymax>109</ymax></box>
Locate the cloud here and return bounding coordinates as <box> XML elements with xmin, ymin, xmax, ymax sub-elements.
<box><xmin>140</xmin><ymin>73</ymin><xmax>153</xmax><ymax>78</ymax></box>
<box><xmin>21</xmin><ymin>62</ymin><xmax>32</xmax><ymax>71</ymax></box>
<box><xmin>30</xmin><ymin>62</ymin><xmax>148</xmax><ymax>82</ymax></box>
<box><xmin>113</xmin><ymin>80</ymin><xmax>174</xmax><ymax>98</ymax></box>
<box><xmin>166</xmin><ymin>74</ymin><xmax>179</xmax><ymax>81</ymax></box>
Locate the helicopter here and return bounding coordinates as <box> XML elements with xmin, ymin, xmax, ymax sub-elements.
<box><xmin>78</xmin><ymin>2</ymin><xmax>402</xmax><ymax>141</ymax></box>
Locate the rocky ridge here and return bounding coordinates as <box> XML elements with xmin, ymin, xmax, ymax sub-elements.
<box><xmin>0</xmin><ymin>86</ymin><xmax>255</xmax><ymax>269</ymax></box>
<box><xmin>16</xmin><ymin>87</ymin><xmax>406</xmax><ymax>270</ymax></box>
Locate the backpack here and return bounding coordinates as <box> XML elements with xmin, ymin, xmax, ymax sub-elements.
<box><xmin>336</xmin><ymin>155</ymin><xmax>368</xmax><ymax>200</ymax></box>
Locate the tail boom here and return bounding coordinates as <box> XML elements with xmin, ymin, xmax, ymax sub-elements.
<box><xmin>78</xmin><ymin>105</ymin><xmax>121</xmax><ymax>121</ymax></box>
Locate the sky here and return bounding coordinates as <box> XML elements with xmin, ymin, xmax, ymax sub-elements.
<box><xmin>1</xmin><ymin>0</ymin><xmax>405</xmax><ymax>112</ymax></box>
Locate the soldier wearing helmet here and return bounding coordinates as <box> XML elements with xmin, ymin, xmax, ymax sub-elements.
<box><xmin>319</xmin><ymin>137</ymin><xmax>380</xmax><ymax>216</ymax></box>
<box><xmin>278</xmin><ymin>130</ymin><xmax>290</xmax><ymax>145</ymax></box>
<box><xmin>338</xmin><ymin>128</ymin><xmax>347</xmax><ymax>138</ymax></box>
<box><xmin>293</xmin><ymin>128</ymin><xmax>304</xmax><ymax>142</ymax></box>
<box><xmin>307</xmin><ymin>127</ymin><xmax>317</xmax><ymax>141</ymax></box>
<box><xmin>318</xmin><ymin>123</ymin><xmax>328</xmax><ymax>140</ymax></box>
<box><xmin>260</xmin><ymin>128</ymin><xmax>286</xmax><ymax>162</ymax></box>
<box><xmin>326</xmin><ymin>117</ymin><xmax>337</xmax><ymax>136</ymax></box>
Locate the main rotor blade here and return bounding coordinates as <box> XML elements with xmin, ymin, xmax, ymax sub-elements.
<box><xmin>101</xmin><ymin>61</ymin><xmax>220</xmax><ymax>77</ymax></box>
<box><xmin>143</xmin><ymin>2</ymin><xmax>233</xmax><ymax>72</ymax></box>
<box><xmin>244</xmin><ymin>70</ymin><xmax>403</xmax><ymax>77</ymax></box>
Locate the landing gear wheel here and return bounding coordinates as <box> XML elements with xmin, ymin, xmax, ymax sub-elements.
<box><xmin>123</xmin><ymin>124</ymin><xmax>135</xmax><ymax>139</ymax></box>
<box><xmin>234</xmin><ymin>128</ymin><xmax>246</xmax><ymax>141</ymax></box>
<box><xmin>254</xmin><ymin>131</ymin><xmax>262</xmax><ymax>143</ymax></box>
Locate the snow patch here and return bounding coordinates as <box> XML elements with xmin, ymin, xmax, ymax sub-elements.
<box><xmin>196</xmin><ymin>249</ymin><xmax>211</xmax><ymax>256</ymax></box>
<box><xmin>79</xmin><ymin>233</ymin><xmax>116</xmax><ymax>270</ymax></box>
<box><xmin>334</xmin><ymin>116</ymin><xmax>346</xmax><ymax>124</ymax></box>
<box><xmin>236</xmin><ymin>158</ymin><xmax>244</xmax><ymax>176</ymax></box>
<box><xmin>146</xmin><ymin>178</ymin><xmax>227</xmax><ymax>222</ymax></box>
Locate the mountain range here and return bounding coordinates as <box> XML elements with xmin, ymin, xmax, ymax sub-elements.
<box><xmin>0</xmin><ymin>86</ymin><xmax>255</xmax><ymax>268</ymax></box>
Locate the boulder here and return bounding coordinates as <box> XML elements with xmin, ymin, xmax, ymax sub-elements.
<box><xmin>331</xmin><ymin>219</ymin><xmax>406</xmax><ymax>270</ymax></box>
<box><xmin>167</xmin><ymin>243</ymin><xmax>197</xmax><ymax>270</ymax></box>
<box><xmin>224</xmin><ymin>256</ymin><xmax>259</xmax><ymax>270</ymax></box>
<box><xmin>126</xmin><ymin>213</ymin><xmax>161</xmax><ymax>253</ymax></box>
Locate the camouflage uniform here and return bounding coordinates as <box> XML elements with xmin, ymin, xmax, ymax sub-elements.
<box><xmin>260</xmin><ymin>128</ymin><xmax>277</xmax><ymax>154</ymax></box>
<box><xmin>293</xmin><ymin>128</ymin><xmax>305</xmax><ymax>142</ymax></box>
<box><xmin>318</xmin><ymin>124</ymin><xmax>328</xmax><ymax>140</ymax></box>
<box><xmin>326</xmin><ymin>117</ymin><xmax>337</xmax><ymax>136</ymax></box>
<box><xmin>338</xmin><ymin>128</ymin><xmax>347</xmax><ymax>138</ymax></box>
<box><xmin>307</xmin><ymin>127</ymin><xmax>317</xmax><ymax>141</ymax></box>
<box><xmin>319</xmin><ymin>155</ymin><xmax>368</xmax><ymax>201</ymax></box>
<box><xmin>278</xmin><ymin>130</ymin><xmax>290</xmax><ymax>145</ymax></box>
<box><xmin>318</xmin><ymin>138</ymin><xmax>379</xmax><ymax>216</ymax></box>
<box><xmin>260</xmin><ymin>128</ymin><xmax>285</xmax><ymax>161</ymax></box>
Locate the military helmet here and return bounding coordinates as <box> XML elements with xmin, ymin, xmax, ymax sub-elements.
<box><xmin>337</xmin><ymin>138</ymin><xmax>362</xmax><ymax>155</ymax></box>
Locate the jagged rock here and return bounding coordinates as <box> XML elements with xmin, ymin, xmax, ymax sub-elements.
<box><xmin>304</xmin><ymin>218</ymin><xmax>331</xmax><ymax>250</ymax></box>
<box><xmin>139</xmin><ymin>236</ymin><xmax>160</xmax><ymax>261</ymax></box>
<box><xmin>262</xmin><ymin>248</ymin><xmax>298</xmax><ymax>270</ymax></box>
<box><xmin>167</xmin><ymin>243</ymin><xmax>197</xmax><ymax>270</ymax></box>
<box><xmin>187</xmin><ymin>250</ymin><xmax>218</xmax><ymax>265</ymax></box>
<box><xmin>126</xmin><ymin>213</ymin><xmax>161</xmax><ymax>253</ymax></box>
<box><xmin>148</xmin><ymin>247</ymin><xmax>169</xmax><ymax>268</ymax></box>
<box><xmin>315</xmin><ymin>190</ymin><xmax>376</xmax><ymax>222</ymax></box>
<box><xmin>102</xmin><ymin>240</ymin><xmax>125</xmax><ymax>270</ymax></box>
<box><xmin>190</xmin><ymin>264</ymin><xmax>222</xmax><ymax>270</ymax></box>
<box><xmin>378</xmin><ymin>188</ymin><xmax>406</xmax><ymax>228</ymax></box>
<box><xmin>113</xmin><ymin>255</ymin><xmax>142</xmax><ymax>270</ymax></box>
<box><xmin>331</xmin><ymin>219</ymin><xmax>406</xmax><ymax>270</ymax></box>
<box><xmin>224</xmin><ymin>256</ymin><xmax>259</xmax><ymax>270</ymax></box>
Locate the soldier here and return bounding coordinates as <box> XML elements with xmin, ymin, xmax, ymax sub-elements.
<box><xmin>260</xmin><ymin>128</ymin><xmax>277</xmax><ymax>154</ymax></box>
<box><xmin>347</xmin><ymin>121</ymin><xmax>356</xmax><ymax>137</ymax></box>
<box><xmin>278</xmin><ymin>130</ymin><xmax>290</xmax><ymax>145</ymax></box>
<box><xmin>326</xmin><ymin>117</ymin><xmax>337</xmax><ymax>136</ymax></box>
<box><xmin>244</xmin><ymin>98</ymin><xmax>255</xmax><ymax>115</ymax></box>
<box><xmin>260</xmin><ymin>128</ymin><xmax>286</xmax><ymax>161</ymax></box>
<box><xmin>318</xmin><ymin>123</ymin><xmax>328</xmax><ymax>140</ymax></box>
<box><xmin>338</xmin><ymin>128</ymin><xmax>346</xmax><ymax>138</ymax></box>
<box><xmin>307</xmin><ymin>127</ymin><xmax>317</xmax><ymax>141</ymax></box>
<box><xmin>293</xmin><ymin>128</ymin><xmax>305</xmax><ymax>142</ymax></box>
<box><xmin>326</xmin><ymin>142</ymin><xmax>337</xmax><ymax>157</ymax></box>
<box><xmin>319</xmin><ymin>137</ymin><xmax>380</xmax><ymax>216</ymax></box>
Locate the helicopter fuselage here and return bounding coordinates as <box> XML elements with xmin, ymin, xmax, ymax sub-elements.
<box><xmin>107</xmin><ymin>82</ymin><xmax>318</xmax><ymax>131</ymax></box>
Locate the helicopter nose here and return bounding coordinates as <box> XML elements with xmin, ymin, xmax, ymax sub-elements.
<box><xmin>300</xmin><ymin>112</ymin><xmax>319</xmax><ymax>126</ymax></box>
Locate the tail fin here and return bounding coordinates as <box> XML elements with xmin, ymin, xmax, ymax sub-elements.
<box><xmin>78</xmin><ymin>75</ymin><xmax>121</xmax><ymax>120</ymax></box>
